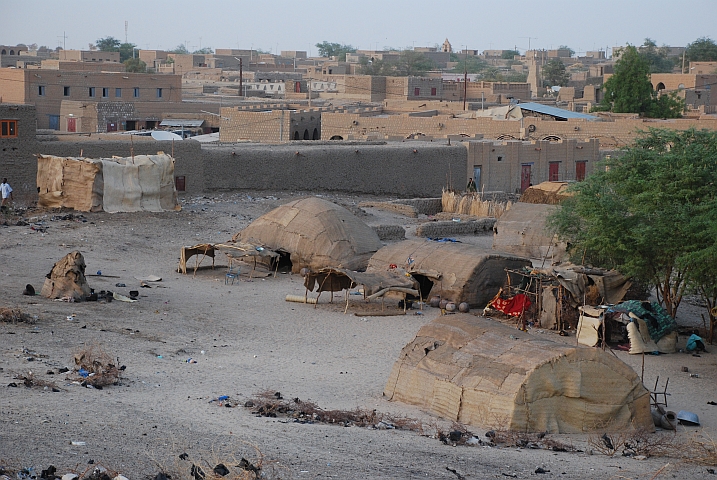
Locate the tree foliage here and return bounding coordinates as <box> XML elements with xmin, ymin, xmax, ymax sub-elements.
<box><xmin>549</xmin><ymin>128</ymin><xmax>717</xmax><ymax>319</ymax></box>
<box><xmin>124</xmin><ymin>58</ymin><xmax>146</xmax><ymax>73</ymax></box>
<box><xmin>594</xmin><ymin>45</ymin><xmax>683</xmax><ymax>118</ymax></box>
<box><xmin>501</xmin><ymin>50</ymin><xmax>519</xmax><ymax>59</ymax></box>
<box><xmin>315</xmin><ymin>41</ymin><xmax>356</xmax><ymax>61</ymax></box>
<box><xmin>193</xmin><ymin>47</ymin><xmax>213</xmax><ymax>55</ymax></box>
<box><xmin>450</xmin><ymin>55</ymin><xmax>487</xmax><ymax>74</ymax></box>
<box><xmin>169</xmin><ymin>44</ymin><xmax>189</xmax><ymax>54</ymax></box>
<box><xmin>558</xmin><ymin>45</ymin><xmax>575</xmax><ymax>57</ymax></box>
<box><xmin>94</xmin><ymin>36</ymin><xmax>135</xmax><ymax>62</ymax></box>
<box><xmin>358</xmin><ymin>50</ymin><xmax>435</xmax><ymax>77</ymax></box>
<box><xmin>639</xmin><ymin>38</ymin><xmax>677</xmax><ymax>73</ymax></box>
<box><xmin>684</xmin><ymin>37</ymin><xmax>717</xmax><ymax>63</ymax></box>
<box><xmin>542</xmin><ymin>59</ymin><xmax>570</xmax><ymax>87</ymax></box>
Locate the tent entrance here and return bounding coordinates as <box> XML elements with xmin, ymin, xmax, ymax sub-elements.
<box><xmin>410</xmin><ymin>274</ymin><xmax>435</xmax><ymax>300</ymax></box>
<box><xmin>270</xmin><ymin>250</ymin><xmax>293</xmax><ymax>273</ymax></box>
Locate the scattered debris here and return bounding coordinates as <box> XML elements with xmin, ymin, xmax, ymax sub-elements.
<box><xmin>0</xmin><ymin>308</ymin><xmax>35</xmax><ymax>324</ymax></box>
<box><xmin>70</xmin><ymin>343</ymin><xmax>122</xmax><ymax>387</ymax></box>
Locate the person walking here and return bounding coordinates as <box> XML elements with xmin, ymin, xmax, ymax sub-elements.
<box><xmin>1</xmin><ymin>178</ymin><xmax>13</xmax><ymax>210</ymax></box>
<box><xmin>466</xmin><ymin>177</ymin><xmax>477</xmax><ymax>193</ymax></box>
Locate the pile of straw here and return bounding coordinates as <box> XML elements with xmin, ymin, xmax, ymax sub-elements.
<box><xmin>441</xmin><ymin>189</ymin><xmax>512</xmax><ymax>219</ymax></box>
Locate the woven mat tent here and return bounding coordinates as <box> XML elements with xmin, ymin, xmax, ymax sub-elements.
<box><xmin>384</xmin><ymin>314</ymin><xmax>653</xmax><ymax>433</ymax></box>
<box><xmin>492</xmin><ymin>202</ymin><xmax>567</xmax><ymax>262</ymax></box>
<box><xmin>37</xmin><ymin>154</ymin><xmax>180</xmax><ymax>213</ymax></box>
<box><xmin>233</xmin><ymin>197</ymin><xmax>382</xmax><ymax>273</ymax></box>
<box><xmin>367</xmin><ymin>240</ymin><xmax>531</xmax><ymax>307</ymax></box>
<box><xmin>518</xmin><ymin>181</ymin><xmax>572</xmax><ymax>205</ymax></box>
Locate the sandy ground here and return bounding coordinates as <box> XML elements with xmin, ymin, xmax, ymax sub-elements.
<box><xmin>1</xmin><ymin>191</ymin><xmax>715</xmax><ymax>480</ymax></box>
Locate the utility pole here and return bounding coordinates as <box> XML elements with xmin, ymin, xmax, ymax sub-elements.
<box><xmin>239</xmin><ymin>57</ymin><xmax>243</xmax><ymax>98</ymax></box>
<box><xmin>125</xmin><ymin>21</ymin><xmax>128</xmax><ymax>44</ymax></box>
<box><xmin>463</xmin><ymin>46</ymin><xmax>468</xmax><ymax>111</ymax></box>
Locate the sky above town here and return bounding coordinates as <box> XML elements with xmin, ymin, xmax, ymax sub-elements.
<box><xmin>2</xmin><ymin>0</ymin><xmax>715</xmax><ymax>56</ymax></box>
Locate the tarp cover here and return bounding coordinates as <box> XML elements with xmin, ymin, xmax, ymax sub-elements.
<box><xmin>234</xmin><ymin>197</ymin><xmax>383</xmax><ymax>272</ymax></box>
<box><xmin>37</xmin><ymin>154</ymin><xmax>180</xmax><ymax>213</ymax></box>
<box><xmin>368</xmin><ymin>240</ymin><xmax>531</xmax><ymax>307</ymax></box>
<box><xmin>492</xmin><ymin>202</ymin><xmax>567</xmax><ymax>261</ymax></box>
<box><xmin>303</xmin><ymin>267</ymin><xmax>418</xmax><ymax>296</ymax></box>
<box><xmin>519</xmin><ymin>181</ymin><xmax>572</xmax><ymax>205</ymax></box>
<box><xmin>384</xmin><ymin>314</ymin><xmax>653</xmax><ymax>433</ymax></box>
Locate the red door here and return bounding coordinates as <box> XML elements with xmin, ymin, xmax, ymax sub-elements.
<box><xmin>576</xmin><ymin>161</ymin><xmax>586</xmax><ymax>181</ymax></box>
<box><xmin>67</xmin><ymin>117</ymin><xmax>76</xmax><ymax>132</ymax></box>
<box><xmin>549</xmin><ymin>162</ymin><xmax>560</xmax><ymax>181</ymax></box>
<box><xmin>107</xmin><ymin>123</ymin><xmax>117</xmax><ymax>132</ymax></box>
<box><xmin>521</xmin><ymin>164</ymin><xmax>532</xmax><ymax>192</ymax></box>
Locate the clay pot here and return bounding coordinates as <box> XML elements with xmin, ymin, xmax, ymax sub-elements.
<box><xmin>660</xmin><ymin>411</ymin><xmax>677</xmax><ymax>430</ymax></box>
<box><xmin>458</xmin><ymin>302</ymin><xmax>470</xmax><ymax>313</ymax></box>
<box><xmin>439</xmin><ymin>299</ymin><xmax>449</xmax><ymax>309</ymax></box>
<box><xmin>445</xmin><ymin>302</ymin><xmax>456</xmax><ymax>312</ymax></box>
<box><xmin>429</xmin><ymin>296</ymin><xmax>441</xmax><ymax>308</ymax></box>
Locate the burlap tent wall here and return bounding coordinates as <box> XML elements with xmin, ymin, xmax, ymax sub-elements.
<box><xmin>40</xmin><ymin>250</ymin><xmax>92</xmax><ymax>301</ymax></box>
<box><xmin>37</xmin><ymin>154</ymin><xmax>180</xmax><ymax>213</ymax></box>
<box><xmin>234</xmin><ymin>197</ymin><xmax>383</xmax><ymax>273</ymax></box>
<box><xmin>492</xmin><ymin>202</ymin><xmax>568</xmax><ymax>262</ymax></box>
<box><xmin>385</xmin><ymin>314</ymin><xmax>653</xmax><ymax>433</ymax></box>
<box><xmin>519</xmin><ymin>181</ymin><xmax>572</xmax><ymax>205</ymax></box>
<box><xmin>367</xmin><ymin>240</ymin><xmax>531</xmax><ymax>307</ymax></box>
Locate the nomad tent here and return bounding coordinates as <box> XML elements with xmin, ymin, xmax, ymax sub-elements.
<box><xmin>492</xmin><ymin>202</ymin><xmax>567</xmax><ymax>262</ymax></box>
<box><xmin>367</xmin><ymin>239</ymin><xmax>531</xmax><ymax>307</ymax></box>
<box><xmin>233</xmin><ymin>197</ymin><xmax>383</xmax><ymax>273</ymax></box>
<box><xmin>37</xmin><ymin>154</ymin><xmax>180</xmax><ymax>213</ymax></box>
<box><xmin>384</xmin><ymin>314</ymin><xmax>653</xmax><ymax>433</ymax></box>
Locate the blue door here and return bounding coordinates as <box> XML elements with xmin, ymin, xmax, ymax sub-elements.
<box><xmin>48</xmin><ymin>115</ymin><xmax>60</xmax><ymax>130</ymax></box>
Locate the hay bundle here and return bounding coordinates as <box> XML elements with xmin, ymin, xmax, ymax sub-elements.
<box><xmin>441</xmin><ymin>189</ymin><xmax>512</xmax><ymax>219</ymax></box>
<box><xmin>40</xmin><ymin>250</ymin><xmax>91</xmax><ymax>301</ymax></box>
<box><xmin>73</xmin><ymin>343</ymin><xmax>121</xmax><ymax>387</ymax></box>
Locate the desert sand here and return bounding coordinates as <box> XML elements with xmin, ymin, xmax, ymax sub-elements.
<box><xmin>1</xmin><ymin>191</ymin><xmax>714</xmax><ymax>479</ymax></box>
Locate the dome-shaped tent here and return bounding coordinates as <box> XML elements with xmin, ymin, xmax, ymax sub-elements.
<box><xmin>367</xmin><ymin>240</ymin><xmax>531</xmax><ymax>307</ymax></box>
<box><xmin>234</xmin><ymin>197</ymin><xmax>382</xmax><ymax>272</ymax></box>
<box><xmin>384</xmin><ymin>314</ymin><xmax>653</xmax><ymax>433</ymax></box>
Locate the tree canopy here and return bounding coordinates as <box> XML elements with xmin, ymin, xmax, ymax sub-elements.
<box><xmin>549</xmin><ymin>128</ymin><xmax>717</xmax><ymax>320</ymax></box>
<box><xmin>685</xmin><ymin>37</ymin><xmax>717</xmax><ymax>63</ymax></box>
<box><xmin>558</xmin><ymin>45</ymin><xmax>575</xmax><ymax>57</ymax></box>
<box><xmin>542</xmin><ymin>59</ymin><xmax>570</xmax><ymax>87</ymax></box>
<box><xmin>94</xmin><ymin>36</ymin><xmax>136</xmax><ymax>62</ymax></box>
<box><xmin>315</xmin><ymin>41</ymin><xmax>356</xmax><ymax>61</ymax></box>
<box><xmin>639</xmin><ymin>38</ymin><xmax>677</xmax><ymax>73</ymax></box>
<box><xmin>594</xmin><ymin>45</ymin><xmax>683</xmax><ymax>118</ymax></box>
<box><xmin>358</xmin><ymin>50</ymin><xmax>435</xmax><ymax>77</ymax></box>
<box><xmin>169</xmin><ymin>44</ymin><xmax>189</xmax><ymax>54</ymax></box>
<box><xmin>501</xmin><ymin>50</ymin><xmax>519</xmax><ymax>59</ymax></box>
<box><xmin>123</xmin><ymin>58</ymin><xmax>146</xmax><ymax>73</ymax></box>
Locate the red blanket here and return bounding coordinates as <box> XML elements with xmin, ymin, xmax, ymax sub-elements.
<box><xmin>490</xmin><ymin>294</ymin><xmax>531</xmax><ymax>317</ymax></box>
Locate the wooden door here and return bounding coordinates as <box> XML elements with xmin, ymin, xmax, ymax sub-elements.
<box><xmin>576</xmin><ymin>161</ymin><xmax>586</xmax><ymax>181</ymax></box>
<box><xmin>549</xmin><ymin>162</ymin><xmax>560</xmax><ymax>182</ymax></box>
<box><xmin>67</xmin><ymin>117</ymin><xmax>76</xmax><ymax>132</ymax></box>
<box><xmin>521</xmin><ymin>164</ymin><xmax>532</xmax><ymax>192</ymax></box>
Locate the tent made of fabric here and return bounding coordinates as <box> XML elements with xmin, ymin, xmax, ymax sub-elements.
<box><xmin>233</xmin><ymin>197</ymin><xmax>382</xmax><ymax>273</ymax></box>
<box><xmin>492</xmin><ymin>202</ymin><xmax>567</xmax><ymax>262</ymax></box>
<box><xmin>384</xmin><ymin>314</ymin><xmax>653</xmax><ymax>433</ymax></box>
<box><xmin>37</xmin><ymin>154</ymin><xmax>180</xmax><ymax>213</ymax></box>
<box><xmin>367</xmin><ymin>239</ymin><xmax>531</xmax><ymax>307</ymax></box>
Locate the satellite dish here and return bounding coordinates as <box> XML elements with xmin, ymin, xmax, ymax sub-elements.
<box><xmin>151</xmin><ymin>131</ymin><xmax>183</xmax><ymax>141</ymax></box>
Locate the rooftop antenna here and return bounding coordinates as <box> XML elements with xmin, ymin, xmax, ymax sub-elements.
<box><xmin>125</xmin><ymin>21</ymin><xmax>128</xmax><ymax>44</ymax></box>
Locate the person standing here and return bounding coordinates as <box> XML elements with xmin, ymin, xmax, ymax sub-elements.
<box><xmin>1</xmin><ymin>178</ymin><xmax>13</xmax><ymax>210</ymax></box>
<box><xmin>466</xmin><ymin>177</ymin><xmax>477</xmax><ymax>193</ymax></box>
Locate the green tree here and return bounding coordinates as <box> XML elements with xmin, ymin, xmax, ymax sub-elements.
<box><xmin>118</xmin><ymin>43</ymin><xmax>136</xmax><ymax>62</ymax></box>
<box><xmin>684</xmin><ymin>37</ymin><xmax>717</xmax><ymax>63</ymax></box>
<box><xmin>95</xmin><ymin>36</ymin><xmax>121</xmax><ymax>52</ymax></box>
<box><xmin>501</xmin><ymin>50</ymin><xmax>519</xmax><ymax>59</ymax></box>
<box><xmin>314</xmin><ymin>41</ymin><xmax>356</xmax><ymax>61</ymax></box>
<box><xmin>169</xmin><ymin>44</ymin><xmax>189</xmax><ymax>54</ymax></box>
<box><xmin>558</xmin><ymin>45</ymin><xmax>575</xmax><ymax>57</ymax></box>
<box><xmin>450</xmin><ymin>55</ymin><xmax>487</xmax><ymax>74</ymax></box>
<box><xmin>124</xmin><ymin>57</ymin><xmax>146</xmax><ymax>73</ymax></box>
<box><xmin>395</xmin><ymin>49</ymin><xmax>435</xmax><ymax>76</ymax></box>
<box><xmin>594</xmin><ymin>45</ymin><xmax>683</xmax><ymax>118</ymax></box>
<box><xmin>542</xmin><ymin>59</ymin><xmax>570</xmax><ymax>87</ymax></box>
<box><xmin>639</xmin><ymin>38</ymin><xmax>677</xmax><ymax>73</ymax></box>
<box><xmin>358</xmin><ymin>56</ymin><xmax>393</xmax><ymax>76</ymax></box>
<box><xmin>193</xmin><ymin>47</ymin><xmax>213</xmax><ymax>55</ymax></box>
<box><xmin>549</xmin><ymin>128</ymin><xmax>717</xmax><ymax>318</ymax></box>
